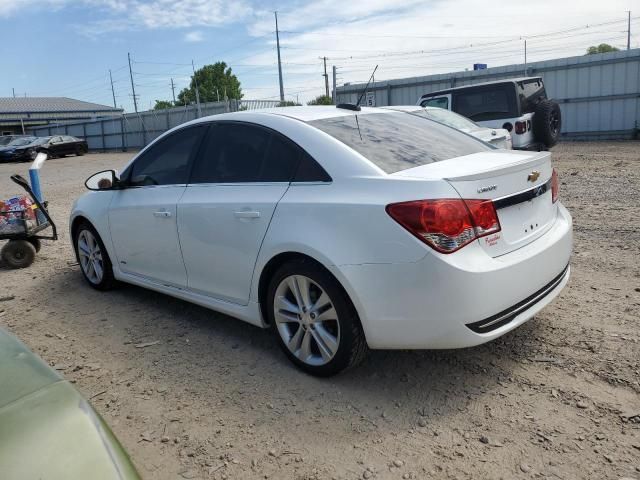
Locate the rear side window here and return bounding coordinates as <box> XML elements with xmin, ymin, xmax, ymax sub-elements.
<box><xmin>309</xmin><ymin>112</ymin><xmax>489</xmax><ymax>174</ymax></box>
<box><xmin>421</xmin><ymin>96</ymin><xmax>449</xmax><ymax>109</ymax></box>
<box><xmin>190</xmin><ymin>123</ymin><xmax>309</xmax><ymax>183</ymax></box>
<box><xmin>453</xmin><ymin>84</ymin><xmax>518</xmax><ymax>121</ymax></box>
<box><xmin>129</xmin><ymin>125</ymin><xmax>205</xmax><ymax>185</ymax></box>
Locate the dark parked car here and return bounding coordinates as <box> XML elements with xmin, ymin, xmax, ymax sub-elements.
<box><xmin>0</xmin><ymin>137</ymin><xmax>40</xmax><ymax>163</ymax></box>
<box><xmin>0</xmin><ymin>135</ymin><xmax>29</xmax><ymax>146</ymax></box>
<box><xmin>0</xmin><ymin>135</ymin><xmax>89</xmax><ymax>163</ymax></box>
<box><xmin>38</xmin><ymin>135</ymin><xmax>89</xmax><ymax>157</ymax></box>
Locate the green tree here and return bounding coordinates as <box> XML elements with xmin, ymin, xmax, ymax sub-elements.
<box><xmin>178</xmin><ymin>62</ymin><xmax>242</xmax><ymax>104</ymax></box>
<box><xmin>307</xmin><ymin>95</ymin><xmax>333</xmax><ymax>106</ymax></box>
<box><xmin>153</xmin><ymin>100</ymin><xmax>175</xmax><ymax>110</ymax></box>
<box><xmin>586</xmin><ymin>43</ymin><xmax>620</xmax><ymax>55</ymax></box>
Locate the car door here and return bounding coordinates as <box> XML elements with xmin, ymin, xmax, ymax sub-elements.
<box><xmin>108</xmin><ymin>125</ymin><xmax>207</xmax><ymax>287</ymax></box>
<box><xmin>48</xmin><ymin>136</ymin><xmax>63</xmax><ymax>155</ymax></box>
<box><xmin>177</xmin><ymin>122</ymin><xmax>300</xmax><ymax>305</ymax></box>
<box><xmin>62</xmin><ymin>136</ymin><xmax>76</xmax><ymax>155</ymax></box>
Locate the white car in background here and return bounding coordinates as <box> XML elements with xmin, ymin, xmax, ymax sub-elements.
<box><xmin>70</xmin><ymin>106</ymin><xmax>572</xmax><ymax>376</ymax></box>
<box><xmin>382</xmin><ymin>105</ymin><xmax>512</xmax><ymax>149</ymax></box>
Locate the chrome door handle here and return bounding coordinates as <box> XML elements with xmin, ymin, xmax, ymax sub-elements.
<box><xmin>153</xmin><ymin>211</ymin><xmax>172</xmax><ymax>218</ymax></box>
<box><xmin>234</xmin><ymin>210</ymin><xmax>260</xmax><ymax>219</ymax></box>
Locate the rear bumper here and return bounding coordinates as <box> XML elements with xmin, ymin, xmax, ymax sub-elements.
<box><xmin>331</xmin><ymin>203</ymin><xmax>573</xmax><ymax>349</ymax></box>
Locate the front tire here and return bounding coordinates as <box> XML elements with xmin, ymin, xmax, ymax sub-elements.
<box><xmin>74</xmin><ymin>222</ymin><xmax>115</xmax><ymax>290</ymax></box>
<box><xmin>1</xmin><ymin>240</ymin><xmax>36</xmax><ymax>269</ymax></box>
<box><xmin>266</xmin><ymin>259</ymin><xmax>368</xmax><ymax>376</ymax></box>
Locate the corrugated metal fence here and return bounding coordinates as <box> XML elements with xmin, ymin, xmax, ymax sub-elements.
<box><xmin>27</xmin><ymin>99</ymin><xmax>281</xmax><ymax>151</ymax></box>
<box><xmin>336</xmin><ymin>49</ymin><xmax>640</xmax><ymax>140</ymax></box>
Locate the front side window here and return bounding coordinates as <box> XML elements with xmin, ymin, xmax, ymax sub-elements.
<box><xmin>421</xmin><ymin>96</ymin><xmax>449</xmax><ymax>109</ymax></box>
<box><xmin>129</xmin><ymin>125</ymin><xmax>205</xmax><ymax>186</ymax></box>
<box><xmin>453</xmin><ymin>85</ymin><xmax>518</xmax><ymax>121</ymax></box>
<box><xmin>190</xmin><ymin>123</ymin><xmax>302</xmax><ymax>184</ymax></box>
<box><xmin>309</xmin><ymin>112</ymin><xmax>489</xmax><ymax>174</ymax></box>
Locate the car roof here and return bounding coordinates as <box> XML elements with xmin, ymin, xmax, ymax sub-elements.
<box><xmin>419</xmin><ymin>76</ymin><xmax>542</xmax><ymax>98</ymax></box>
<box><xmin>190</xmin><ymin>105</ymin><xmax>397</xmax><ymax>125</ymax></box>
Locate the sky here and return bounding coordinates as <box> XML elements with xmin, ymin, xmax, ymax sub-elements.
<box><xmin>0</xmin><ymin>0</ymin><xmax>637</xmax><ymax>111</ymax></box>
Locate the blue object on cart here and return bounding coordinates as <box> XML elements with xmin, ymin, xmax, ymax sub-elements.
<box><xmin>29</xmin><ymin>153</ymin><xmax>47</xmax><ymax>222</ymax></box>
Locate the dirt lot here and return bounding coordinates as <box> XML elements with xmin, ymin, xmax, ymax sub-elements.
<box><xmin>1</xmin><ymin>142</ymin><xmax>639</xmax><ymax>480</ymax></box>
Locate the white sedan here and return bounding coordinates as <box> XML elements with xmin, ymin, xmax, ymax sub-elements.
<box><xmin>70</xmin><ymin>106</ymin><xmax>572</xmax><ymax>376</ymax></box>
<box><xmin>382</xmin><ymin>105</ymin><xmax>512</xmax><ymax>149</ymax></box>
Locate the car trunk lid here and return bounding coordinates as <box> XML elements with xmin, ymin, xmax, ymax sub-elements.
<box><xmin>393</xmin><ymin>150</ymin><xmax>557</xmax><ymax>256</ymax></box>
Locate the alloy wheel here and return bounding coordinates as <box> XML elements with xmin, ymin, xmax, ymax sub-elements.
<box><xmin>273</xmin><ymin>275</ymin><xmax>341</xmax><ymax>366</ymax></box>
<box><xmin>77</xmin><ymin>229</ymin><xmax>104</xmax><ymax>285</ymax></box>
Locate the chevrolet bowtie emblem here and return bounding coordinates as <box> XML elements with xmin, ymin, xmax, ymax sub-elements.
<box><xmin>527</xmin><ymin>171</ymin><xmax>540</xmax><ymax>182</ymax></box>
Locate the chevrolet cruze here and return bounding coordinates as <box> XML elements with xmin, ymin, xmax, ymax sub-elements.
<box><xmin>70</xmin><ymin>106</ymin><xmax>572</xmax><ymax>376</ymax></box>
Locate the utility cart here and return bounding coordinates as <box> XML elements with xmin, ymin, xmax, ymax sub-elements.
<box><xmin>0</xmin><ymin>174</ymin><xmax>57</xmax><ymax>269</ymax></box>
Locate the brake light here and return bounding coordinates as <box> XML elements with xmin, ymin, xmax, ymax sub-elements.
<box><xmin>551</xmin><ymin>168</ymin><xmax>559</xmax><ymax>203</ymax></box>
<box><xmin>386</xmin><ymin>199</ymin><xmax>501</xmax><ymax>253</ymax></box>
<box><xmin>515</xmin><ymin>121</ymin><xmax>527</xmax><ymax>134</ymax></box>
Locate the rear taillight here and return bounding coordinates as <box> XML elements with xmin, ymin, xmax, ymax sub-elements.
<box><xmin>515</xmin><ymin>121</ymin><xmax>527</xmax><ymax>134</ymax></box>
<box><xmin>386</xmin><ymin>199</ymin><xmax>501</xmax><ymax>253</ymax></box>
<box><xmin>551</xmin><ymin>168</ymin><xmax>559</xmax><ymax>203</ymax></box>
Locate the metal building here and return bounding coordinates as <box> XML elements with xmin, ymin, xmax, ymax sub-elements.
<box><xmin>0</xmin><ymin>97</ymin><xmax>122</xmax><ymax>135</ymax></box>
<box><xmin>336</xmin><ymin>48</ymin><xmax>640</xmax><ymax>140</ymax></box>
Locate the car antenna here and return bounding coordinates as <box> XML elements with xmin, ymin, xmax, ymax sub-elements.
<box><xmin>336</xmin><ymin>65</ymin><xmax>379</xmax><ymax>112</ymax></box>
<box><xmin>355</xmin><ymin>65</ymin><xmax>378</xmax><ymax>108</ymax></box>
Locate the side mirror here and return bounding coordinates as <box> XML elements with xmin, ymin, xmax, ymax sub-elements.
<box><xmin>85</xmin><ymin>170</ymin><xmax>119</xmax><ymax>191</ymax></box>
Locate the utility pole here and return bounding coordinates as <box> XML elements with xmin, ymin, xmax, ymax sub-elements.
<box><xmin>170</xmin><ymin>78</ymin><xmax>176</xmax><ymax>103</ymax></box>
<box><xmin>627</xmin><ymin>11</ymin><xmax>632</xmax><ymax>50</ymax></box>
<box><xmin>275</xmin><ymin>11</ymin><xmax>285</xmax><ymax>102</ymax></box>
<box><xmin>332</xmin><ymin>65</ymin><xmax>337</xmax><ymax>104</ymax></box>
<box><xmin>192</xmin><ymin>60</ymin><xmax>202</xmax><ymax>117</ymax></box>
<box><xmin>128</xmin><ymin>52</ymin><xmax>139</xmax><ymax>113</ymax></box>
<box><xmin>109</xmin><ymin>70</ymin><xmax>117</xmax><ymax>109</ymax></box>
<box><xmin>321</xmin><ymin>56</ymin><xmax>329</xmax><ymax>97</ymax></box>
<box><xmin>524</xmin><ymin>39</ymin><xmax>528</xmax><ymax>76</ymax></box>
<box><xmin>12</xmin><ymin>88</ymin><xmax>15</xmax><ymax>98</ymax></box>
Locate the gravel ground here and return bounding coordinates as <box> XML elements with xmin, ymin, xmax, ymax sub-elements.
<box><xmin>1</xmin><ymin>142</ymin><xmax>639</xmax><ymax>480</ymax></box>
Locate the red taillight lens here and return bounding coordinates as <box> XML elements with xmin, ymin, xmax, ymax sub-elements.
<box><xmin>551</xmin><ymin>168</ymin><xmax>559</xmax><ymax>203</ymax></box>
<box><xmin>386</xmin><ymin>199</ymin><xmax>501</xmax><ymax>253</ymax></box>
<box><xmin>515</xmin><ymin>121</ymin><xmax>527</xmax><ymax>134</ymax></box>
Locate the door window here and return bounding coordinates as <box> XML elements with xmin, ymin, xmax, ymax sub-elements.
<box><xmin>421</xmin><ymin>96</ymin><xmax>449</xmax><ymax>109</ymax></box>
<box><xmin>190</xmin><ymin>123</ymin><xmax>301</xmax><ymax>184</ymax></box>
<box><xmin>129</xmin><ymin>125</ymin><xmax>205</xmax><ymax>186</ymax></box>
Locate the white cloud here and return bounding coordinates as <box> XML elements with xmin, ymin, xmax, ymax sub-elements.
<box><xmin>184</xmin><ymin>30</ymin><xmax>204</xmax><ymax>42</ymax></box>
<box><xmin>240</xmin><ymin>0</ymin><xmax>637</xmax><ymax>102</ymax></box>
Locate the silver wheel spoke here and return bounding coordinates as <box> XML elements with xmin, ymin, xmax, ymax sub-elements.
<box><xmin>287</xmin><ymin>325</ymin><xmax>305</xmax><ymax>352</ymax></box>
<box><xmin>298</xmin><ymin>328</ymin><xmax>312</xmax><ymax>361</ymax></box>
<box><xmin>275</xmin><ymin>295</ymin><xmax>301</xmax><ymax>315</ymax></box>
<box><xmin>287</xmin><ymin>276</ymin><xmax>305</xmax><ymax>310</ymax></box>
<box><xmin>310</xmin><ymin>291</ymin><xmax>330</xmax><ymax>314</ymax></box>
<box><xmin>311</xmin><ymin>324</ymin><xmax>338</xmax><ymax>359</ymax></box>
<box><xmin>314</xmin><ymin>304</ymin><xmax>337</xmax><ymax>323</ymax></box>
<box><xmin>93</xmin><ymin>259</ymin><xmax>103</xmax><ymax>280</ymax></box>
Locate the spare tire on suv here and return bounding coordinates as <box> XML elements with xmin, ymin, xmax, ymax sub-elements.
<box><xmin>533</xmin><ymin>100</ymin><xmax>562</xmax><ymax>148</ymax></box>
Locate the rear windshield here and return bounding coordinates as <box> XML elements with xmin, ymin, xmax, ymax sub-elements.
<box><xmin>309</xmin><ymin>112</ymin><xmax>489</xmax><ymax>173</ymax></box>
<box><xmin>453</xmin><ymin>84</ymin><xmax>518</xmax><ymax>121</ymax></box>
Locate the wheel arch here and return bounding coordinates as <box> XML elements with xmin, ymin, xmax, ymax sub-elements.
<box><xmin>257</xmin><ymin>251</ymin><xmax>363</xmax><ymax>331</ymax></box>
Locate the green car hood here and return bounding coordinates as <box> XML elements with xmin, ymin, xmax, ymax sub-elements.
<box><xmin>0</xmin><ymin>329</ymin><xmax>140</xmax><ymax>480</ymax></box>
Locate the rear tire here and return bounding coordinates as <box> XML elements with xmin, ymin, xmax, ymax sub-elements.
<box><xmin>533</xmin><ymin>100</ymin><xmax>562</xmax><ymax>148</ymax></box>
<box><xmin>1</xmin><ymin>240</ymin><xmax>36</xmax><ymax>269</ymax></box>
<box><xmin>73</xmin><ymin>222</ymin><xmax>115</xmax><ymax>290</ymax></box>
<box><xmin>266</xmin><ymin>259</ymin><xmax>368</xmax><ymax>376</ymax></box>
<box><xmin>76</xmin><ymin>146</ymin><xmax>85</xmax><ymax>156</ymax></box>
